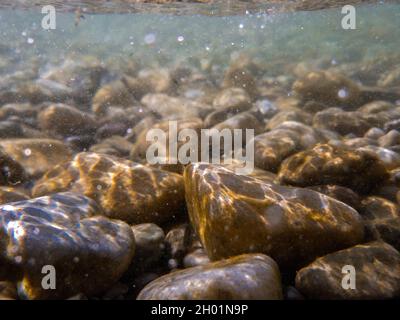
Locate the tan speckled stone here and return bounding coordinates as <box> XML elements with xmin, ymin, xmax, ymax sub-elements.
<box><xmin>184</xmin><ymin>164</ymin><xmax>364</xmax><ymax>269</ymax></box>
<box><xmin>32</xmin><ymin>152</ymin><xmax>185</xmax><ymax>225</ymax></box>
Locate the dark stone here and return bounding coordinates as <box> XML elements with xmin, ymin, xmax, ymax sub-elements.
<box><xmin>0</xmin><ymin>192</ymin><xmax>135</xmax><ymax>299</ymax></box>
<box><xmin>295</xmin><ymin>241</ymin><xmax>400</xmax><ymax>299</ymax></box>
<box><xmin>137</xmin><ymin>254</ymin><xmax>283</xmax><ymax>300</ymax></box>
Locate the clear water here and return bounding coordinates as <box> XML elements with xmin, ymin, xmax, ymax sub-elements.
<box><xmin>0</xmin><ymin>3</ymin><xmax>399</xmax><ymax>76</ymax></box>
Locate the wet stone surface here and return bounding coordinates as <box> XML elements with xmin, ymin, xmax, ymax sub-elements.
<box><xmin>0</xmin><ymin>192</ymin><xmax>135</xmax><ymax>299</ymax></box>
<box><xmin>137</xmin><ymin>254</ymin><xmax>283</xmax><ymax>300</ymax></box>
<box><xmin>361</xmin><ymin>197</ymin><xmax>400</xmax><ymax>251</ymax></box>
<box><xmin>295</xmin><ymin>241</ymin><xmax>400</xmax><ymax>299</ymax></box>
<box><xmin>278</xmin><ymin>143</ymin><xmax>389</xmax><ymax>194</ymax></box>
<box><xmin>32</xmin><ymin>152</ymin><xmax>186</xmax><ymax>225</ymax></box>
<box><xmin>185</xmin><ymin>164</ymin><xmax>364</xmax><ymax>269</ymax></box>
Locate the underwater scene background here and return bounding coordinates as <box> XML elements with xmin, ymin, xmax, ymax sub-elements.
<box><xmin>0</xmin><ymin>0</ymin><xmax>399</xmax><ymax>300</ymax></box>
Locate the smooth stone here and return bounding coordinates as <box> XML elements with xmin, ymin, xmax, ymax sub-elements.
<box><xmin>137</xmin><ymin>68</ymin><xmax>174</xmax><ymax>95</ymax></box>
<box><xmin>364</xmin><ymin>127</ymin><xmax>385</xmax><ymax>140</ymax></box>
<box><xmin>95</xmin><ymin>122</ymin><xmax>129</xmax><ymax>140</ymax></box>
<box><xmin>361</xmin><ymin>197</ymin><xmax>400</xmax><ymax>251</ymax></box>
<box><xmin>223</xmin><ymin>159</ymin><xmax>277</xmax><ymax>184</ymax></box>
<box><xmin>344</xmin><ymin>137</ymin><xmax>378</xmax><ymax>148</ymax></box>
<box><xmin>379</xmin><ymin>130</ymin><xmax>400</xmax><ymax>148</ymax></box>
<box><xmin>32</xmin><ymin>152</ymin><xmax>185</xmax><ymax>225</ymax></box>
<box><xmin>253</xmin><ymin>121</ymin><xmax>322</xmax><ymax>172</ymax></box>
<box><xmin>38</xmin><ymin>103</ymin><xmax>97</xmax><ymax>136</ymax></box>
<box><xmin>204</xmin><ymin>101</ymin><xmax>254</xmax><ymax>128</ymax></box>
<box><xmin>64</xmin><ymin>135</ymin><xmax>95</xmax><ymax>152</ymax></box>
<box><xmin>278</xmin><ymin>143</ymin><xmax>389</xmax><ymax>194</ymax></box>
<box><xmin>358</xmin><ymin>100</ymin><xmax>394</xmax><ymax>114</ymax></box>
<box><xmin>307</xmin><ymin>185</ymin><xmax>361</xmax><ymax>211</ymax></box>
<box><xmin>0</xmin><ymin>192</ymin><xmax>135</xmax><ymax>299</ymax></box>
<box><xmin>137</xmin><ymin>254</ymin><xmax>283</xmax><ymax>300</ymax></box>
<box><xmin>185</xmin><ymin>164</ymin><xmax>364</xmax><ymax>268</ymax></box>
<box><xmin>295</xmin><ymin>241</ymin><xmax>400</xmax><ymax>299</ymax></box>
<box><xmin>0</xmin><ymin>139</ymin><xmax>72</xmax><ymax>178</ymax></box>
<box><xmin>358</xmin><ymin>145</ymin><xmax>400</xmax><ymax>170</ymax></box>
<box><xmin>211</xmin><ymin>111</ymin><xmax>264</xmax><ymax>135</ymax></box>
<box><xmin>183</xmin><ymin>248</ymin><xmax>211</xmax><ymax>268</ymax></box>
<box><xmin>0</xmin><ymin>146</ymin><xmax>27</xmax><ymax>185</ymax></box>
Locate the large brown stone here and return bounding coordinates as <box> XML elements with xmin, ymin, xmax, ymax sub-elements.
<box><xmin>0</xmin><ymin>192</ymin><xmax>135</xmax><ymax>299</ymax></box>
<box><xmin>184</xmin><ymin>164</ymin><xmax>364</xmax><ymax>269</ymax></box>
<box><xmin>32</xmin><ymin>152</ymin><xmax>185</xmax><ymax>225</ymax></box>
